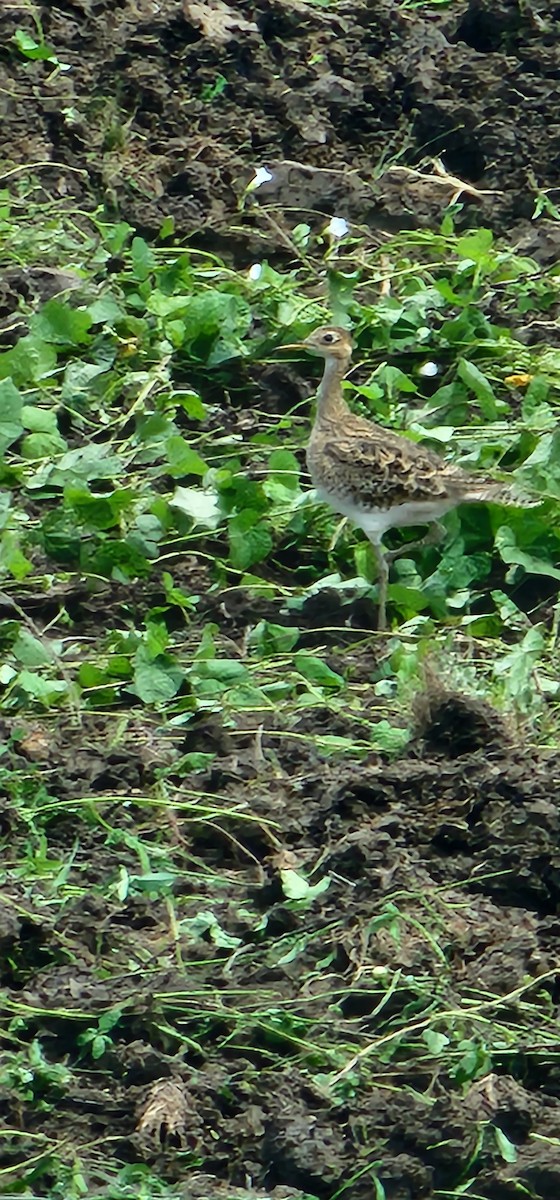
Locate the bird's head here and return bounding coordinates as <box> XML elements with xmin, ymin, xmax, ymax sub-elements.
<box><xmin>280</xmin><ymin>325</ymin><xmax>354</xmax><ymax>362</ymax></box>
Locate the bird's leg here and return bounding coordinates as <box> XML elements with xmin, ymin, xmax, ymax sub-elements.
<box><xmin>367</xmin><ymin>535</ymin><xmax>389</xmax><ymax>632</ymax></box>
<box><xmin>385</xmin><ymin>520</ymin><xmax>446</xmax><ymax>563</ymax></box>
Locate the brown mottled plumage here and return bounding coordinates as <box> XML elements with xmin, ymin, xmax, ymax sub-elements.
<box><xmin>282</xmin><ymin>325</ymin><xmax>534</xmax><ymax>630</ymax></box>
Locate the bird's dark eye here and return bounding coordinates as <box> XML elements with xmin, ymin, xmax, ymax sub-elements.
<box><xmin>322</xmin><ymin>332</ymin><xmax>336</xmax><ymax>343</ymax></box>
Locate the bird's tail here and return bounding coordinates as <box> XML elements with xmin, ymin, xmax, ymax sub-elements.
<box><xmin>463</xmin><ymin>481</ymin><xmax>540</xmax><ymax>508</ymax></box>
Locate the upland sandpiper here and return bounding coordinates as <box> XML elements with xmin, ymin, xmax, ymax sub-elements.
<box><xmin>282</xmin><ymin>325</ymin><xmax>533</xmax><ymax>630</ymax></box>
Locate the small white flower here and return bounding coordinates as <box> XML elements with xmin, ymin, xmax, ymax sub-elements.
<box><xmin>247</xmin><ymin>166</ymin><xmax>273</xmax><ymax>192</ymax></box>
<box><xmin>418</xmin><ymin>361</ymin><xmax>439</xmax><ymax>377</ymax></box>
<box><xmin>248</xmin><ymin>263</ymin><xmax>263</xmax><ymax>281</ymax></box>
<box><xmin>326</xmin><ymin>216</ymin><xmax>349</xmax><ymax>238</ymax></box>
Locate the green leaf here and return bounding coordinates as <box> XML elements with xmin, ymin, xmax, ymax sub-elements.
<box><xmin>12</xmin><ymin>630</ymin><xmax>55</xmax><ymax>668</ymax></box>
<box><xmin>28</xmin><ymin>445</ymin><xmax>123</xmax><ymax>488</ymax></box>
<box><xmin>81</xmin><ymin>538</ymin><xmax>151</xmax><ymax>582</ymax></box>
<box><xmin>178</xmin><ymin>752</ymin><xmax>216</xmax><ymax>772</ymax></box>
<box><xmin>30</xmin><ymin>300</ymin><xmax>92</xmax><ymax>347</ymax></box>
<box><xmin>65</xmin><ymin>486</ymin><xmax>133</xmax><ymax>531</ymax></box>
<box><xmin>91</xmin><ymin>1035</ymin><xmax>108</xmax><ymax>1061</ymax></box>
<box><xmin>21</xmin><ymin>432</ymin><xmax>68</xmax><ymax>459</ymax></box>
<box><xmin>16</xmin><ymin>671</ymin><xmax>68</xmax><ymax>703</ymax></box>
<box><xmin>0</xmin><ymin>532</ymin><xmax>33</xmax><ymax>581</ymax></box>
<box><xmin>422</xmin><ymin>1029</ymin><xmax>450</xmax><ymax>1055</ymax></box>
<box><xmin>376</xmin><ymin>365</ymin><xmax>418</xmax><ymax>397</ymax></box>
<box><xmin>229</xmin><ymin>510</ymin><xmax>272</xmax><ymax>569</ymax></box>
<box><xmin>88</xmin><ymin>296</ymin><xmax>125</xmax><ymax>325</ymax></box>
<box><xmin>493</xmin><ymin>626</ymin><xmax>545</xmax><ymax>706</ymax></box>
<box><xmin>495</xmin><ymin>525</ymin><xmax>560</xmax><ymax>581</ymax></box>
<box><xmin>0</xmin><ymin>378</ymin><xmax>23</xmax><ymax>454</ymax></box>
<box><xmin>457</xmin><ymin>359</ymin><xmax>498</xmax><ymax>419</ymax></box>
<box><xmin>170</xmin><ymin>485</ymin><xmax>222</xmax><ymax>528</ymax></box>
<box><xmin>133</xmin><ymin>645</ymin><xmax>185</xmax><ymax>703</ymax></box>
<box><xmin>281</xmin><ymin>869</ymin><xmax>331</xmax><ymax>902</ymax></box>
<box><xmin>181</xmin><ymin>911</ymin><xmax>241</xmax><ymax>949</ymax></box>
<box><xmin>131</xmin><ymin>237</ymin><xmax>156</xmax><ymax>281</ymax></box>
<box><xmin>193</xmin><ymin>658</ymin><xmax>248</xmax><ymax>683</ymax></box>
<box><xmin>515</xmin><ymin>430</ymin><xmax>560</xmax><ymax>497</ymax></box>
<box><xmin>248</xmin><ymin>621</ymin><xmax>300</xmax><ymax>655</ymax></box>
<box><xmin>494</xmin><ymin>1127</ymin><xmax>518</xmax><ymax>1164</ymax></box>
<box><xmin>12</xmin><ymin>29</ymin><xmax>59</xmax><ymax>62</ymax></box>
<box><xmin>61</xmin><ymin>360</ymin><xmax>112</xmax><ymax>402</ymax></box>
<box><xmin>294</xmin><ymin>654</ymin><xmax>344</xmax><ymax>688</ymax></box>
<box><xmin>369</xmin><ymin>721</ymin><xmax>410</xmax><ymax>754</ymax></box>
<box><xmin>456</xmin><ymin>228</ymin><xmax>494</xmax><ymax>263</ymax></box>
<box><xmin>0</xmin><ymin>336</ymin><xmax>57</xmax><ymax>385</ymax></box>
<box><xmin>263</xmin><ymin>449</ymin><xmax>301</xmax><ymax>502</ymax></box>
<box><xmin>21</xmin><ymin>406</ymin><xmax>60</xmax><ymax>434</ymax></box>
<box><xmin>165</xmin><ymin>436</ymin><xmax>208</xmax><ymax>478</ymax></box>
<box><xmin>175</xmin><ymin>390</ymin><xmax>206</xmax><ymax>420</ymax></box>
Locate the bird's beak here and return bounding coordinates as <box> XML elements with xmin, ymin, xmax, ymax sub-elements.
<box><xmin>278</xmin><ymin>342</ymin><xmax>308</xmax><ymax>352</ymax></box>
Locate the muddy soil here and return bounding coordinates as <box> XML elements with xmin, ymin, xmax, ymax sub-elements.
<box><xmin>3</xmin><ymin>2</ymin><xmax>560</xmax><ymax>1198</ymax></box>
<box><xmin>2</xmin><ymin>0</ymin><xmax>560</xmax><ymax>262</ymax></box>
<box><xmin>3</xmin><ymin>684</ymin><xmax>560</xmax><ymax>1200</ymax></box>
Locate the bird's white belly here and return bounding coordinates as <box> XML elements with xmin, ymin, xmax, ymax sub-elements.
<box><xmin>315</xmin><ymin>487</ymin><xmax>455</xmax><ymax>539</ymax></box>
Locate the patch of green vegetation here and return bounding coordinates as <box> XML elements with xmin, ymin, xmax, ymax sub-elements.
<box><xmin>2</xmin><ymin>174</ymin><xmax>560</xmax><ymax>1198</ymax></box>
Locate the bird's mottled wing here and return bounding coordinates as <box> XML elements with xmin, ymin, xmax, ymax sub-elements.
<box><xmin>313</xmin><ymin>433</ymin><xmax>471</xmax><ymax>509</ymax></box>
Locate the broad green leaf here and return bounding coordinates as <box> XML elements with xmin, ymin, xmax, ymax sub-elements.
<box><xmin>0</xmin><ymin>336</ymin><xmax>57</xmax><ymax>385</ymax></box>
<box><xmin>170</xmin><ymin>485</ymin><xmax>222</xmax><ymax>528</ymax></box>
<box><xmin>441</xmin><ymin>309</ymin><xmax>491</xmax><ymax>345</ymax></box>
<box><xmin>21</xmin><ymin>406</ymin><xmax>60</xmax><ymax>434</ymax></box>
<box><xmin>144</xmin><ymin>621</ymin><xmax>169</xmax><ymax>657</ymax></box>
<box><xmin>495</xmin><ymin>525</ymin><xmax>560</xmax><ymax>581</ymax></box>
<box><xmin>131</xmin><ymin>236</ymin><xmax>156</xmax><ymax>281</ymax></box>
<box><xmin>281</xmin><ymin>869</ymin><xmax>331</xmax><ymax>902</ymax></box>
<box><xmin>28</xmin><ymin>445</ymin><xmax>123</xmax><ymax>488</ymax></box>
<box><xmin>248</xmin><ymin>621</ymin><xmax>300</xmax><ymax>656</ymax></box>
<box><xmin>12</xmin><ymin>630</ymin><xmax>55</xmax><ymax>668</ymax></box>
<box><xmin>376</xmin><ymin>365</ymin><xmax>418</xmax><ymax>396</ymax></box>
<box><xmin>0</xmin><ymin>378</ymin><xmax>23</xmax><ymax>454</ymax></box>
<box><xmin>30</xmin><ymin>300</ymin><xmax>92</xmax><ymax>346</ymax></box>
<box><xmin>16</xmin><ymin>671</ymin><xmax>68</xmax><ymax>703</ymax></box>
<box><xmin>515</xmin><ymin>430</ymin><xmax>560</xmax><ymax>497</ymax></box>
<box><xmin>12</xmin><ymin>29</ymin><xmax>59</xmax><ymax>61</ymax></box>
<box><xmin>133</xmin><ymin>645</ymin><xmax>184</xmax><ymax>703</ymax></box>
<box><xmin>457</xmin><ymin>359</ymin><xmax>498</xmax><ymax>419</ymax></box>
<box><xmin>61</xmin><ymin>360</ymin><xmax>113</xmax><ymax>401</ymax></box>
<box><xmin>0</xmin><ymin>532</ymin><xmax>33</xmax><ymax>580</ymax></box>
<box><xmin>130</xmin><ymin>872</ymin><xmax>178</xmax><ymax>895</ymax></box>
<box><xmin>493</xmin><ymin>626</ymin><xmax>545</xmax><ymax>706</ymax></box>
<box><xmin>175</xmin><ymin>390</ymin><xmax>206</xmax><ymax>420</ymax></box>
<box><xmin>165</xmin><ymin>436</ymin><xmax>208</xmax><ymax>477</ymax></box>
<box><xmin>88</xmin><ymin>296</ymin><xmax>125</xmax><ymax>325</ymax></box>
<box><xmin>494</xmin><ymin>1127</ymin><xmax>518</xmax><ymax>1164</ymax></box>
<box><xmin>21</xmin><ymin>432</ymin><xmax>68</xmax><ymax>459</ymax></box>
<box><xmin>422</xmin><ymin>1029</ymin><xmax>450</xmax><ymax>1055</ymax></box>
<box><xmin>229</xmin><ymin>510</ymin><xmax>272</xmax><ymax>569</ymax></box>
<box><xmin>263</xmin><ymin>449</ymin><xmax>301</xmax><ymax>502</ymax></box>
<box><xmin>65</xmin><ymin>486</ymin><xmax>133</xmax><ymax>530</ymax></box>
<box><xmin>180</xmin><ymin>911</ymin><xmax>241</xmax><ymax>949</ymax></box>
<box><xmin>82</xmin><ymin>538</ymin><xmax>151</xmax><ymax>582</ymax></box>
<box><xmin>193</xmin><ymin>658</ymin><xmax>248</xmax><ymax>683</ymax></box>
<box><xmin>178</xmin><ymin>752</ymin><xmax>216</xmax><ymax>771</ymax></box>
<box><xmin>294</xmin><ymin>654</ymin><xmax>344</xmax><ymax>688</ymax></box>
<box><xmin>369</xmin><ymin>721</ymin><xmax>411</xmax><ymax>753</ymax></box>
<box><xmin>456</xmin><ymin>228</ymin><xmax>494</xmax><ymax>263</ymax></box>
<box><xmin>280</xmin><ymin>869</ymin><xmax>310</xmax><ymax>900</ymax></box>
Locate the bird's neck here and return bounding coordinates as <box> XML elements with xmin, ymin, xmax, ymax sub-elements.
<box><xmin>315</xmin><ymin>355</ymin><xmax>352</xmax><ymax>422</ymax></box>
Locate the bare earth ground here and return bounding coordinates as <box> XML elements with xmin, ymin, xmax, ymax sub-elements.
<box><xmin>3</xmin><ymin>2</ymin><xmax>560</xmax><ymax>1198</ymax></box>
